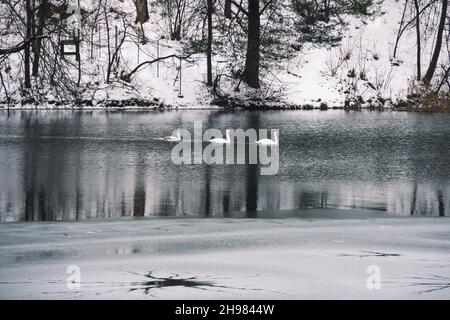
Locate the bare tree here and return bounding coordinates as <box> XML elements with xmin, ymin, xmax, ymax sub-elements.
<box><xmin>413</xmin><ymin>0</ymin><xmax>422</xmax><ymax>80</ymax></box>
<box><xmin>164</xmin><ymin>0</ymin><xmax>188</xmax><ymax>40</ymax></box>
<box><xmin>242</xmin><ymin>0</ymin><xmax>273</xmax><ymax>89</ymax></box>
<box><xmin>207</xmin><ymin>0</ymin><xmax>213</xmax><ymax>86</ymax></box>
<box><xmin>423</xmin><ymin>0</ymin><xmax>448</xmax><ymax>85</ymax></box>
<box><xmin>32</xmin><ymin>0</ymin><xmax>49</xmax><ymax>77</ymax></box>
<box><xmin>24</xmin><ymin>0</ymin><xmax>32</xmax><ymax>89</ymax></box>
<box><xmin>393</xmin><ymin>0</ymin><xmax>409</xmax><ymax>59</ymax></box>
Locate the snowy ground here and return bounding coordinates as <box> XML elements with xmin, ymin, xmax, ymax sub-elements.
<box><xmin>1</xmin><ymin>0</ymin><xmax>447</xmax><ymax>109</ymax></box>
<box><xmin>0</xmin><ymin>209</ymin><xmax>449</xmax><ymax>299</ymax></box>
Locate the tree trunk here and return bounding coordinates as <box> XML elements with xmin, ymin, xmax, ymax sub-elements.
<box><xmin>105</xmin><ymin>7</ymin><xmax>111</xmax><ymax>84</ymax></box>
<box><xmin>225</xmin><ymin>0</ymin><xmax>232</xmax><ymax>19</ymax></box>
<box><xmin>24</xmin><ymin>0</ymin><xmax>32</xmax><ymax>89</ymax></box>
<box><xmin>32</xmin><ymin>0</ymin><xmax>48</xmax><ymax>77</ymax></box>
<box><xmin>423</xmin><ymin>0</ymin><xmax>448</xmax><ymax>85</ymax></box>
<box><xmin>243</xmin><ymin>0</ymin><xmax>261</xmax><ymax>89</ymax></box>
<box><xmin>413</xmin><ymin>0</ymin><xmax>421</xmax><ymax>80</ymax></box>
<box><xmin>393</xmin><ymin>0</ymin><xmax>409</xmax><ymax>59</ymax></box>
<box><xmin>134</xmin><ymin>0</ymin><xmax>150</xmax><ymax>24</ymax></box>
<box><xmin>207</xmin><ymin>0</ymin><xmax>213</xmax><ymax>86</ymax></box>
<box><xmin>323</xmin><ymin>0</ymin><xmax>330</xmax><ymax>22</ymax></box>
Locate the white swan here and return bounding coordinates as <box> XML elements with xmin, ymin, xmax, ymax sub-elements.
<box><xmin>256</xmin><ymin>131</ymin><xmax>279</xmax><ymax>146</ymax></box>
<box><xmin>160</xmin><ymin>129</ymin><xmax>182</xmax><ymax>142</ymax></box>
<box><xmin>208</xmin><ymin>129</ymin><xmax>232</xmax><ymax>144</ymax></box>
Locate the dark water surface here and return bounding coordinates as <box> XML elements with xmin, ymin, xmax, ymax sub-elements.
<box><xmin>0</xmin><ymin>110</ymin><xmax>449</xmax><ymax>222</ymax></box>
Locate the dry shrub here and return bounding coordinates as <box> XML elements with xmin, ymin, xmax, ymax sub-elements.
<box><xmin>419</xmin><ymin>90</ymin><xmax>450</xmax><ymax>112</ymax></box>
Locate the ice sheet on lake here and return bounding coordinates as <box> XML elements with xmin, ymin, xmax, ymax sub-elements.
<box><xmin>0</xmin><ymin>211</ymin><xmax>449</xmax><ymax>299</ymax></box>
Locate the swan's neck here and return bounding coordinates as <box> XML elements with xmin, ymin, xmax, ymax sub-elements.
<box><xmin>176</xmin><ymin>130</ymin><xmax>181</xmax><ymax>139</ymax></box>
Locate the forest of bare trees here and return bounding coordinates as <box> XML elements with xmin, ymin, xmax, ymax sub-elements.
<box><xmin>0</xmin><ymin>0</ymin><xmax>448</xmax><ymax>109</ymax></box>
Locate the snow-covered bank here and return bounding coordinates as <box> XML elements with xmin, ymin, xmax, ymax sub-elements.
<box><xmin>1</xmin><ymin>210</ymin><xmax>449</xmax><ymax>299</ymax></box>
<box><xmin>1</xmin><ymin>0</ymin><xmax>448</xmax><ymax>111</ymax></box>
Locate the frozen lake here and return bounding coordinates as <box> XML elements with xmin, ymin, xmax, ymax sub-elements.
<box><xmin>1</xmin><ymin>215</ymin><xmax>450</xmax><ymax>299</ymax></box>
<box><xmin>0</xmin><ymin>110</ymin><xmax>449</xmax><ymax>222</ymax></box>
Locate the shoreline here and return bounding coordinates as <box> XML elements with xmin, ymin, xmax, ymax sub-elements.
<box><xmin>0</xmin><ymin>102</ymin><xmax>438</xmax><ymax>113</ymax></box>
<box><xmin>0</xmin><ymin>97</ymin><xmax>447</xmax><ymax>112</ymax></box>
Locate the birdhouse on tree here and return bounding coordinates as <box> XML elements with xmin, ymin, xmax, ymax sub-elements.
<box><xmin>60</xmin><ymin>30</ymin><xmax>80</xmax><ymax>61</ymax></box>
<box><xmin>60</xmin><ymin>5</ymin><xmax>81</xmax><ymax>61</ymax></box>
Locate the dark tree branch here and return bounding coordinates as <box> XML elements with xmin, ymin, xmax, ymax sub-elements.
<box><xmin>436</xmin><ymin>66</ymin><xmax>450</xmax><ymax>92</ymax></box>
<box><xmin>0</xmin><ymin>42</ymin><xmax>28</xmax><ymax>55</ymax></box>
<box><xmin>394</xmin><ymin>0</ymin><xmax>439</xmax><ymax>55</ymax></box>
<box><xmin>259</xmin><ymin>0</ymin><xmax>274</xmax><ymax>16</ymax></box>
<box><xmin>121</xmin><ymin>53</ymin><xmax>195</xmax><ymax>82</ymax></box>
<box><xmin>229</xmin><ymin>0</ymin><xmax>248</xmax><ymax>16</ymax></box>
